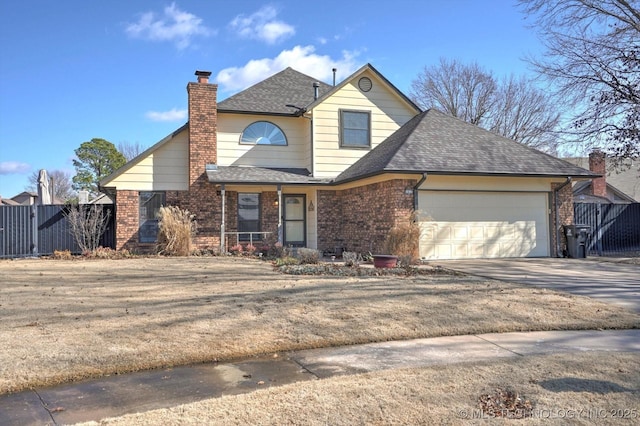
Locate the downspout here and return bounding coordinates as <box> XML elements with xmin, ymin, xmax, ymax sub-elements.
<box><xmin>309</xmin><ymin>114</ymin><xmax>314</xmax><ymax>176</ymax></box>
<box><xmin>220</xmin><ymin>184</ymin><xmax>225</xmax><ymax>254</ymax></box>
<box><xmin>277</xmin><ymin>184</ymin><xmax>283</xmax><ymax>244</ymax></box>
<box><xmin>553</xmin><ymin>177</ymin><xmax>572</xmax><ymax>257</ymax></box>
<box><xmin>311</xmin><ymin>82</ymin><xmax>320</xmax><ymax>177</ymax></box>
<box><xmin>413</xmin><ymin>173</ymin><xmax>428</xmax><ymax>211</ymax></box>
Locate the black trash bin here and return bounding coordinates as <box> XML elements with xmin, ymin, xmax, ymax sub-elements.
<box><xmin>563</xmin><ymin>224</ymin><xmax>591</xmax><ymax>258</ymax></box>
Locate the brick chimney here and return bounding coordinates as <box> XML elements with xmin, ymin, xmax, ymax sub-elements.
<box><xmin>187</xmin><ymin>70</ymin><xmax>217</xmax><ymax>186</ymax></box>
<box><xmin>588</xmin><ymin>149</ymin><xmax>607</xmax><ymax>199</ymax></box>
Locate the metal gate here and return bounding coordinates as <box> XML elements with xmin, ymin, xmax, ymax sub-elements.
<box><xmin>574</xmin><ymin>203</ymin><xmax>640</xmax><ymax>255</ymax></box>
<box><xmin>0</xmin><ymin>205</ymin><xmax>115</xmax><ymax>258</ymax></box>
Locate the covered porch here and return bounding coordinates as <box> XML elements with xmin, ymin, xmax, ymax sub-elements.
<box><xmin>206</xmin><ymin>165</ymin><xmax>326</xmax><ymax>253</ymax></box>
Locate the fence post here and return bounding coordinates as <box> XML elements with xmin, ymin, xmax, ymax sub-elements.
<box><xmin>31</xmin><ymin>205</ymin><xmax>38</xmax><ymax>255</ymax></box>
<box><xmin>596</xmin><ymin>204</ymin><xmax>603</xmax><ymax>256</ymax></box>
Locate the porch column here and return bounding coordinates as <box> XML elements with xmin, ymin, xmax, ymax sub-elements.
<box><xmin>277</xmin><ymin>184</ymin><xmax>283</xmax><ymax>244</ymax></box>
<box><xmin>220</xmin><ymin>184</ymin><xmax>225</xmax><ymax>253</ymax></box>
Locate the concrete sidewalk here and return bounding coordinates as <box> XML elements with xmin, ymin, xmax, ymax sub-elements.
<box><xmin>2</xmin><ymin>329</ymin><xmax>639</xmax><ymax>425</ymax></box>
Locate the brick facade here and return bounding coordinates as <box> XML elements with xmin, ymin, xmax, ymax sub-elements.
<box><xmin>551</xmin><ymin>181</ymin><xmax>574</xmax><ymax>257</ymax></box>
<box><xmin>318</xmin><ymin>179</ymin><xmax>416</xmax><ymax>254</ymax></box>
<box><xmin>114</xmin><ymin>72</ymin><xmax>221</xmax><ymax>252</ymax></box>
<box><xmin>588</xmin><ymin>150</ymin><xmax>607</xmax><ymax>199</ymax></box>
<box><xmin>114</xmin><ymin>190</ymin><xmax>151</xmax><ymax>252</ymax></box>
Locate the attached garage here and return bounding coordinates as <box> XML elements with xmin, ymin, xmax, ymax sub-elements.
<box><xmin>418</xmin><ymin>191</ymin><xmax>550</xmax><ymax>259</ymax></box>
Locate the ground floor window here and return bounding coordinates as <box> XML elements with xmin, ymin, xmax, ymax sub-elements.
<box><xmin>238</xmin><ymin>193</ymin><xmax>261</xmax><ymax>241</ymax></box>
<box><xmin>139</xmin><ymin>191</ymin><xmax>165</xmax><ymax>243</ymax></box>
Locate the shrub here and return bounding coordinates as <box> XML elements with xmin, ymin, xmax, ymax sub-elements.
<box><xmin>245</xmin><ymin>244</ymin><xmax>257</xmax><ymax>255</ymax></box>
<box><xmin>64</xmin><ymin>204</ymin><xmax>111</xmax><ymax>253</ymax></box>
<box><xmin>274</xmin><ymin>256</ymin><xmax>299</xmax><ymax>266</ymax></box>
<box><xmin>156</xmin><ymin>206</ymin><xmax>196</xmax><ymax>256</ymax></box>
<box><xmin>383</xmin><ymin>212</ymin><xmax>420</xmax><ymax>264</ymax></box>
<box><xmin>273</xmin><ymin>242</ymin><xmax>289</xmax><ymax>258</ymax></box>
<box><xmin>82</xmin><ymin>247</ymin><xmax>134</xmax><ymax>259</ymax></box>
<box><xmin>297</xmin><ymin>248</ymin><xmax>320</xmax><ymax>264</ymax></box>
<box><xmin>52</xmin><ymin>250</ymin><xmax>72</xmax><ymax>260</ymax></box>
<box><xmin>230</xmin><ymin>244</ymin><xmax>243</xmax><ymax>255</ymax></box>
<box><xmin>343</xmin><ymin>251</ymin><xmax>362</xmax><ymax>267</ymax></box>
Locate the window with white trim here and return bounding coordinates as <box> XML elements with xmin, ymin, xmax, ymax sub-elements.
<box><xmin>240</xmin><ymin>121</ymin><xmax>287</xmax><ymax>145</ymax></box>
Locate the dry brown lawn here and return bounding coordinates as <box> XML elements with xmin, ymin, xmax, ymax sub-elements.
<box><xmin>1</xmin><ymin>256</ymin><xmax>639</xmax><ymax>395</ymax></box>
<box><xmin>79</xmin><ymin>351</ymin><xmax>640</xmax><ymax>425</ymax></box>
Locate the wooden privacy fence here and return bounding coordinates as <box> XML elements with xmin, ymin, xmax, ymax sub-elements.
<box><xmin>574</xmin><ymin>203</ymin><xmax>640</xmax><ymax>255</ymax></box>
<box><xmin>0</xmin><ymin>205</ymin><xmax>115</xmax><ymax>258</ymax></box>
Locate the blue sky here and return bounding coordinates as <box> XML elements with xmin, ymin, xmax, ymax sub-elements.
<box><xmin>0</xmin><ymin>0</ymin><xmax>543</xmax><ymax>198</ymax></box>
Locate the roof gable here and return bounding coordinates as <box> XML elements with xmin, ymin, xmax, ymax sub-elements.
<box><xmin>306</xmin><ymin>63</ymin><xmax>421</xmax><ymax>114</ymax></box>
<box><xmin>336</xmin><ymin>109</ymin><xmax>598</xmax><ymax>182</ymax></box>
<box><xmin>100</xmin><ymin>123</ymin><xmax>188</xmax><ymax>188</ymax></box>
<box><xmin>217</xmin><ymin>64</ymin><xmax>421</xmax><ymax>117</ymax></box>
<box><xmin>217</xmin><ymin>67</ymin><xmax>333</xmax><ymax>115</ymax></box>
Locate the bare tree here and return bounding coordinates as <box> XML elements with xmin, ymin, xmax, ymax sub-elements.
<box><xmin>118</xmin><ymin>141</ymin><xmax>146</xmax><ymax>161</ymax></box>
<box><xmin>410</xmin><ymin>59</ymin><xmax>561</xmax><ymax>151</ymax></box>
<box><xmin>488</xmin><ymin>75</ymin><xmax>561</xmax><ymax>152</ymax></box>
<box><xmin>410</xmin><ymin>58</ymin><xmax>497</xmax><ymax>125</ymax></box>
<box><xmin>518</xmin><ymin>0</ymin><xmax>640</xmax><ymax>165</ymax></box>
<box><xmin>64</xmin><ymin>204</ymin><xmax>110</xmax><ymax>253</ymax></box>
<box><xmin>26</xmin><ymin>169</ymin><xmax>74</xmax><ymax>202</ymax></box>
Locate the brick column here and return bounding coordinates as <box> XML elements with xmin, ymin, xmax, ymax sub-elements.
<box><xmin>589</xmin><ymin>150</ymin><xmax>607</xmax><ymax>199</ymax></box>
<box><xmin>551</xmin><ymin>181</ymin><xmax>574</xmax><ymax>257</ymax></box>
<box><xmin>185</xmin><ymin>71</ymin><xmax>221</xmax><ymax>250</ymax></box>
<box><xmin>187</xmin><ymin>71</ymin><xmax>217</xmax><ymax>186</ymax></box>
<box><xmin>114</xmin><ymin>190</ymin><xmax>139</xmax><ymax>251</ymax></box>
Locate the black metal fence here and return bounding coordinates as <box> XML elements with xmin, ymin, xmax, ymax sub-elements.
<box><xmin>0</xmin><ymin>205</ymin><xmax>115</xmax><ymax>258</ymax></box>
<box><xmin>574</xmin><ymin>203</ymin><xmax>640</xmax><ymax>255</ymax></box>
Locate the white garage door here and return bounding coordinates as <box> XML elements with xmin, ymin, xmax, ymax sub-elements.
<box><xmin>418</xmin><ymin>191</ymin><xmax>550</xmax><ymax>259</ymax></box>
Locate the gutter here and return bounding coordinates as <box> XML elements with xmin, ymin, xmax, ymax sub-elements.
<box><xmin>413</xmin><ymin>173</ymin><xmax>428</xmax><ymax>211</ymax></box>
<box><xmin>553</xmin><ymin>177</ymin><xmax>572</xmax><ymax>257</ymax></box>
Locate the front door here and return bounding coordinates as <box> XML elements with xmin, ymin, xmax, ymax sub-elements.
<box><xmin>283</xmin><ymin>194</ymin><xmax>306</xmax><ymax>247</ymax></box>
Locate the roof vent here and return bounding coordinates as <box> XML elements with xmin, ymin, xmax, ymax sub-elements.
<box><xmin>358</xmin><ymin>77</ymin><xmax>372</xmax><ymax>92</ymax></box>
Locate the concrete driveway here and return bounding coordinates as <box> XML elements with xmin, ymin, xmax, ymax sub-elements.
<box><xmin>434</xmin><ymin>258</ymin><xmax>640</xmax><ymax>312</ymax></box>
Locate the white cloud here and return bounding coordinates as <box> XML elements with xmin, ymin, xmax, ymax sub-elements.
<box><xmin>0</xmin><ymin>161</ymin><xmax>31</xmax><ymax>175</ymax></box>
<box><xmin>126</xmin><ymin>3</ymin><xmax>213</xmax><ymax>50</ymax></box>
<box><xmin>229</xmin><ymin>6</ymin><xmax>294</xmax><ymax>44</ymax></box>
<box><xmin>215</xmin><ymin>45</ymin><xmax>361</xmax><ymax>93</ymax></box>
<box><xmin>145</xmin><ymin>108</ymin><xmax>188</xmax><ymax>122</ymax></box>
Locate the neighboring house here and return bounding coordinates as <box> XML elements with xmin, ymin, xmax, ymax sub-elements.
<box><xmin>100</xmin><ymin>64</ymin><xmax>596</xmax><ymax>260</ymax></box>
<box><xmin>0</xmin><ymin>196</ymin><xmax>20</xmax><ymax>206</ymax></box>
<box><xmin>565</xmin><ymin>152</ymin><xmax>639</xmax><ymax>204</ymax></box>
<box><xmin>78</xmin><ymin>190</ymin><xmax>114</xmax><ymax>205</ymax></box>
<box><xmin>10</xmin><ymin>191</ymin><xmax>39</xmax><ymax>205</ymax></box>
<box><xmin>8</xmin><ymin>191</ymin><xmax>65</xmax><ymax>206</ymax></box>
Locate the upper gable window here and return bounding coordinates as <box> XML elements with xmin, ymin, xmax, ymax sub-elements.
<box><xmin>240</xmin><ymin>121</ymin><xmax>287</xmax><ymax>146</ymax></box>
<box><xmin>340</xmin><ymin>110</ymin><xmax>371</xmax><ymax>148</ymax></box>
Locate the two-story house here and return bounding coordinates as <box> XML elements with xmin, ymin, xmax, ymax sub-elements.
<box><xmin>100</xmin><ymin>64</ymin><xmax>596</xmax><ymax>259</ymax></box>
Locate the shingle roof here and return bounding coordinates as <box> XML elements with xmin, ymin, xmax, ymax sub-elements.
<box><xmin>217</xmin><ymin>68</ymin><xmax>333</xmax><ymax>115</ymax></box>
<box><xmin>206</xmin><ymin>166</ymin><xmax>330</xmax><ymax>185</ymax></box>
<box><xmin>336</xmin><ymin>109</ymin><xmax>598</xmax><ymax>182</ymax></box>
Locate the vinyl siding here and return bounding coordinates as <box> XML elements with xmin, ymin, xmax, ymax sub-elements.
<box><xmin>312</xmin><ymin>70</ymin><xmax>416</xmax><ymax>178</ymax></box>
<box><xmin>418</xmin><ymin>175</ymin><xmax>561</xmax><ymax>192</ymax></box>
<box><xmin>106</xmin><ymin>128</ymin><xmax>189</xmax><ymax>191</ymax></box>
<box><xmin>217</xmin><ymin>114</ymin><xmax>311</xmax><ymax>170</ymax></box>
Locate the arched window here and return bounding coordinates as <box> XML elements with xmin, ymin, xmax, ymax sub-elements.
<box><xmin>240</xmin><ymin>121</ymin><xmax>287</xmax><ymax>145</ymax></box>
